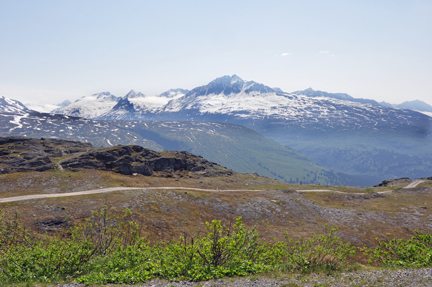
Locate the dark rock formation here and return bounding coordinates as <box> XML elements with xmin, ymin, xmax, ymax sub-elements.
<box><xmin>0</xmin><ymin>137</ymin><xmax>91</xmax><ymax>174</ymax></box>
<box><xmin>60</xmin><ymin>145</ymin><xmax>228</xmax><ymax>176</ymax></box>
<box><xmin>0</xmin><ymin>136</ymin><xmax>232</xmax><ymax>177</ymax></box>
<box><xmin>374</xmin><ymin>177</ymin><xmax>410</xmax><ymax>187</ymax></box>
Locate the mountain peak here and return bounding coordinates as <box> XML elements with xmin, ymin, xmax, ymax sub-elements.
<box><xmin>57</xmin><ymin>100</ymin><xmax>71</xmax><ymax>107</ymax></box>
<box><xmin>396</xmin><ymin>100</ymin><xmax>432</xmax><ymax>113</ymax></box>
<box><xmin>125</xmin><ymin>90</ymin><xmax>145</xmax><ymax>99</ymax></box>
<box><xmin>158</xmin><ymin>88</ymin><xmax>189</xmax><ymax>98</ymax></box>
<box><xmin>192</xmin><ymin>75</ymin><xmax>274</xmax><ymax>96</ymax></box>
<box><xmin>230</xmin><ymin>74</ymin><xmax>243</xmax><ymax>83</ymax></box>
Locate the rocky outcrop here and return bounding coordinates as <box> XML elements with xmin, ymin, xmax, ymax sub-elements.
<box><xmin>374</xmin><ymin>177</ymin><xmax>411</xmax><ymax>187</ymax></box>
<box><xmin>0</xmin><ymin>137</ymin><xmax>232</xmax><ymax>177</ymax></box>
<box><xmin>60</xmin><ymin>145</ymin><xmax>229</xmax><ymax>176</ymax></box>
<box><xmin>0</xmin><ymin>137</ymin><xmax>91</xmax><ymax>174</ymax></box>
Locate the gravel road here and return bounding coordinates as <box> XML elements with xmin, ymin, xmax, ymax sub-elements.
<box><xmin>405</xmin><ymin>180</ymin><xmax>427</xmax><ymax>189</ymax></box>
<box><xmin>0</xmin><ymin>187</ymin><xmax>265</xmax><ymax>203</ymax></box>
<box><xmin>0</xmin><ymin>185</ymin><xmax>397</xmax><ymax>203</ymax></box>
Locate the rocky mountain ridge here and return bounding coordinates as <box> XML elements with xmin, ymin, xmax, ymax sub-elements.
<box><xmin>51</xmin><ymin>89</ymin><xmax>190</xmax><ymax>119</ymax></box>
<box><xmin>94</xmin><ymin>75</ymin><xmax>431</xmax><ymax>136</ymax></box>
<box><xmin>0</xmin><ymin>137</ymin><xmax>231</xmax><ymax>177</ymax></box>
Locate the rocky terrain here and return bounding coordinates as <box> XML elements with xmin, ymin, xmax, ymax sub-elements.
<box><xmin>0</xmin><ymin>137</ymin><xmax>231</xmax><ymax>177</ymax></box>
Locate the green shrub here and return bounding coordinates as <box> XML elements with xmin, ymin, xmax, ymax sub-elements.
<box><xmin>361</xmin><ymin>231</ymin><xmax>432</xmax><ymax>267</ymax></box>
<box><xmin>0</xmin><ymin>208</ymin><xmax>356</xmax><ymax>284</ymax></box>
<box><xmin>262</xmin><ymin>224</ymin><xmax>356</xmax><ymax>273</ymax></box>
<box><xmin>0</xmin><ymin>206</ymin><xmax>139</xmax><ymax>283</ymax></box>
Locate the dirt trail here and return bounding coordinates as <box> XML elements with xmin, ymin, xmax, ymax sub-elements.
<box><xmin>0</xmin><ymin>180</ymin><xmax>425</xmax><ymax>204</ymax></box>
<box><xmin>404</xmin><ymin>180</ymin><xmax>426</xmax><ymax>189</ymax></box>
<box><xmin>0</xmin><ymin>187</ymin><xmax>264</xmax><ymax>203</ymax></box>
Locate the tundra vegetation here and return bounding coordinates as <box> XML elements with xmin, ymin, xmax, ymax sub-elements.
<box><xmin>1</xmin><ymin>206</ymin><xmax>432</xmax><ymax>285</ymax></box>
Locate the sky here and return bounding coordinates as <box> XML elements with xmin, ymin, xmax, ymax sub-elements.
<box><xmin>0</xmin><ymin>0</ymin><xmax>431</xmax><ymax>106</ymax></box>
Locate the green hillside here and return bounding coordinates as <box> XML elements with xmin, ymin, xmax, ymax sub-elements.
<box><xmin>115</xmin><ymin>121</ymin><xmax>345</xmax><ymax>185</ymax></box>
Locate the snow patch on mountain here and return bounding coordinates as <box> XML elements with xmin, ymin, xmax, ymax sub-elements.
<box><xmin>24</xmin><ymin>102</ymin><xmax>59</xmax><ymax>113</ymax></box>
<box><xmin>0</xmin><ymin>96</ymin><xmax>30</xmax><ymax>114</ymax></box>
<box><xmin>52</xmin><ymin>92</ymin><xmax>120</xmax><ymax>119</ymax></box>
<box><xmin>126</xmin><ymin>89</ymin><xmax>187</xmax><ymax>110</ymax></box>
<box><xmin>9</xmin><ymin>113</ymin><xmax>29</xmax><ymax>131</ymax></box>
<box><xmin>417</xmin><ymin>111</ymin><xmax>432</xmax><ymax>118</ymax></box>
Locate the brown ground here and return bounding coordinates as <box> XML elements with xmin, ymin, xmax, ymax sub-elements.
<box><xmin>1</xmin><ymin>169</ymin><xmax>432</xmax><ymax>254</ymax></box>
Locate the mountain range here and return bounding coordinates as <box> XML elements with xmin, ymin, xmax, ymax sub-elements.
<box><xmin>1</xmin><ymin>95</ymin><xmax>357</xmax><ymax>185</ymax></box>
<box><xmin>380</xmin><ymin>100</ymin><xmax>432</xmax><ymax>117</ymax></box>
<box><xmin>3</xmin><ymin>75</ymin><xmax>432</xmax><ymax>185</ymax></box>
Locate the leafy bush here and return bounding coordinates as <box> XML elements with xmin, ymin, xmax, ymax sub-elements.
<box><xmin>262</xmin><ymin>224</ymin><xmax>356</xmax><ymax>273</ymax></box>
<box><xmin>0</xmin><ymin>206</ymin><xmax>139</xmax><ymax>284</ymax></box>
<box><xmin>0</xmin><ymin>208</ymin><xmax>356</xmax><ymax>284</ymax></box>
<box><xmin>361</xmin><ymin>231</ymin><xmax>432</xmax><ymax>267</ymax></box>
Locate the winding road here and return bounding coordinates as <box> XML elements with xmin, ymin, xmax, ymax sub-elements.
<box><xmin>0</xmin><ymin>187</ymin><xmax>265</xmax><ymax>203</ymax></box>
<box><xmin>0</xmin><ymin>179</ymin><xmax>428</xmax><ymax>204</ymax></box>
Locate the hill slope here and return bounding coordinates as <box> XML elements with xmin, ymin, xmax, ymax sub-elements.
<box><xmin>113</xmin><ymin>120</ymin><xmax>348</xmax><ymax>185</ymax></box>
<box><xmin>0</xmin><ymin>98</ymin><xmax>346</xmax><ymax>185</ymax></box>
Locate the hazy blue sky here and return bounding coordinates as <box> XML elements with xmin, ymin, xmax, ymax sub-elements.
<box><xmin>1</xmin><ymin>0</ymin><xmax>431</xmax><ymax>105</ymax></box>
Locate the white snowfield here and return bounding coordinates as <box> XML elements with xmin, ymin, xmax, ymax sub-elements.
<box><xmin>165</xmin><ymin>90</ymin><xmax>370</xmax><ymax>119</ymax></box>
<box><xmin>128</xmin><ymin>93</ymin><xmax>185</xmax><ymax>111</ymax></box>
<box><xmin>416</xmin><ymin>110</ymin><xmax>432</xmax><ymax>118</ymax></box>
<box><xmin>23</xmin><ymin>103</ymin><xmax>58</xmax><ymax>113</ymax></box>
<box><xmin>52</xmin><ymin>92</ymin><xmax>120</xmax><ymax>119</ymax></box>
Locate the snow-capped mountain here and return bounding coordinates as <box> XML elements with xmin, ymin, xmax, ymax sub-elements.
<box><xmin>93</xmin><ymin>75</ymin><xmax>432</xmax><ymax>182</ymax></box>
<box><xmin>52</xmin><ymin>92</ymin><xmax>120</xmax><ymax>119</ymax></box>
<box><xmin>58</xmin><ymin>100</ymin><xmax>71</xmax><ymax>107</ymax></box>
<box><xmin>98</xmin><ymin>89</ymin><xmax>188</xmax><ymax>120</ymax></box>
<box><xmin>0</xmin><ymin>96</ymin><xmax>30</xmax><ymax>114</ymax></box>
<box><xmin>154</xmin><ymin>75</ymin><xmax>429</xmax><ymax>134</ymax></box>
<box><xmin>380</xmin><ymin>100</ymin><xmax>432</xmax><ymax>118</ymax></box>
<box><xmin>292</xmin><ymin>88</ymin><xmax>379</xmax><ymax>105</ymax></box>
